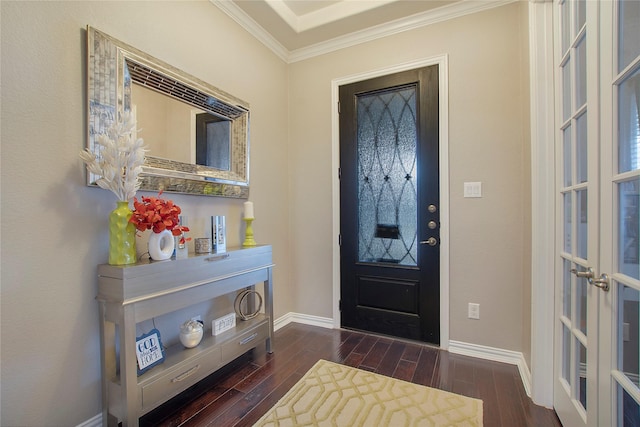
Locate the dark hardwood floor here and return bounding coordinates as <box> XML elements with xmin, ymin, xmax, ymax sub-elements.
<box><xmin>140</xmin><ymin>322</ymin><xmax>563</xmax><ymax>426</ymax></box>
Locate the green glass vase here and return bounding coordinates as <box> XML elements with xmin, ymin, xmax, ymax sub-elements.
<box><xmin>109</xmin><ymin>201</ymin><xmax>137</xmax><ymax>265</ymax></box>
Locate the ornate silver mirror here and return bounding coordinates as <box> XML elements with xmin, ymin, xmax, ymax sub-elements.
<box><xmin>86</xmin><ymin>26</ymin><xmax>250</xmax><ymax>198</ymax></box>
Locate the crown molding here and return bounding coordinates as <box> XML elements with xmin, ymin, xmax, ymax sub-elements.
<box><xmin>212</xmin><ymin>0</ymin><xmax>517</xmax><ymax>64</ymax></box>
<box><xmin>211</xmin><ymin>0</ymin><xmax>289</xmax><ymax>62</ymax></box>
<box><xmin>289</xmin><ymin>0</ymin><xmax>518</xmax><ymax>62</ymax></box>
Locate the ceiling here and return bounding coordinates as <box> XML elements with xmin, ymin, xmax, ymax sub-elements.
<box><xmin>212</xmin><ymin>0</ymin><xmax>512</xmax><ymax>62</ymax></box>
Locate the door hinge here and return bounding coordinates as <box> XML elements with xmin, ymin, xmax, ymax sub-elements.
<box><xmin>338</xmin><ymin>234</ymin><xmax>342</xmax><ymax>246</ymax></box>
<box><xmin>338</xmin><ymin>167</ymin><xmax>341</xmax><ymax>180</ymax></box>
<box><xmin>339</xmin><ymin>300</ymin><xmax>342</xmax><ymax>311</ymax></box>
<box><xmin>338</xmin><ymin>101</ymin><xmax>341</xmax><ymax>114</ymax></box>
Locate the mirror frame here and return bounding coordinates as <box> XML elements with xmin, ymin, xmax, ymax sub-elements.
<box><xmin>86</xmin><ymin>26</ymin><xmax>250</xmax><ymax>198</ymax></box>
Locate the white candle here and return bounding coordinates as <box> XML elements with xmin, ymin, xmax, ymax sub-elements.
<box><xmin>244</xmin><ymin>201</ymin><xmax>254</xmax><ymax>219</ymax></box>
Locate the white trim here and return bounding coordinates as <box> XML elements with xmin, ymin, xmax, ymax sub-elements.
<box><xmin>528</xmin><ymin>0</ymin><xmax>556</xmax><ymax>409</ymax></box>
<box><xmin>212</xmin><ymin>0</ymin><xmax>517</xmax><ymax>64</ymax></box>
<box><xmin>331</xmin><ymin>55</ymin><xmax>450</xmax><ymax>349</ymax></box>
<box><xmin>274</xmin><ymin>312</ymin><xmax>334</xmax><ymax>331</ymax></box>
<box><xmin>75</xmin><ymin>414</ymin><xmax>101</xmax><ymax>427</ymax></box>
<box><xmin>210</xmin><ymin>0</ymin><xmax>289</xmax><ymax>62</ymax></box>
<box><xmin>288</xmin><ymin>0</ymin><xmax>515</xmax><ymax>63</ymax></box>
<box><xmin>449</xmin><ymin>340</ymin><xmax>533</xmax><ymax>397</ymax></box>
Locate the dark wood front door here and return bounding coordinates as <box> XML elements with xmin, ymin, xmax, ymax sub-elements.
<box><xmin>339</xmin><ymin>65</ymin><xmax>440</xmax><ymax>345</ymax></box>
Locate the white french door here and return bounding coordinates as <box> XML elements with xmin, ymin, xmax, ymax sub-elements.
<box><xmin>553</xmin><ymin>1</ymin><xmax>640</xmax><ymax>427</ymax></box>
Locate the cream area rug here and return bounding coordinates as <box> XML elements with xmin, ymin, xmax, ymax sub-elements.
<box><xmin>253</xmin><ymin>359</ymin><xmax>483</xmax><ymax>427</ymax></box>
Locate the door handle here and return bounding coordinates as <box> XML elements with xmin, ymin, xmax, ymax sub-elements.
<box><xmin>591</xmin><ymin>273</ymin><xmax>610</xmax><ymax>292</ymax></box>
<box><xmin>570</xmin><ymin>267</ymin><xmax>609</xmax><ymax>292</ymax></box>
<box><xmin>420</xmin><ymin>237</ymin><xmax>437</xmax><ymax>246</ymax></box>
<box><xmin>570</xmin><ymin>267</ymin><xmax>594</xmax><ymax>280</ymax></box>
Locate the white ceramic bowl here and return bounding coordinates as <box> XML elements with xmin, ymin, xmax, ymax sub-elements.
<box><xmin>179</xmin><ymin>322</ymin><xmax>204</xmax><ymax>348</ymax></box>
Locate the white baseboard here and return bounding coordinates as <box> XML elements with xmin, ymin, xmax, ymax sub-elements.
<box><xmin>76</xmin><ymin>414</ymin><xmax>101</xmax><ymax>427</ymax></box>
<box><xmin>274</xmin><ymin>312</ymin><xmax>334</xmax><ymax>331</ymax></box>
<box><xmin>449</xmin><ymin>340</ymin><xmax>532</xmax><ymax>397</ymax></box>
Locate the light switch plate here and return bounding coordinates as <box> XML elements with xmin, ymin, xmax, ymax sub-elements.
<box><xmin>464</xmin><ymin>182</ymin><xmax>482</xmax><ymax>198</ymax></box>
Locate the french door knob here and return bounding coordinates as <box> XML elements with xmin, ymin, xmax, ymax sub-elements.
<box><xmin>570</xmin><ymin>267</ymin><xmax>595</xmax><ymax>279</ymax></box>
<box><xmin>570</xmin><ymin>267</ymin><xmax>610</xmax><ymax>292</ymax></box>
<box><xmin>591</xmin><ymin>273</ymin><xmax>610</xmax><ymax>292</ymax></box>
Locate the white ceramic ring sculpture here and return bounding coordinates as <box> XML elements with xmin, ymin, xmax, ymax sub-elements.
<box><xmin>148</xmin><ymin>229</ymin><xmax>175</xmax><ymax>261</ymax></box>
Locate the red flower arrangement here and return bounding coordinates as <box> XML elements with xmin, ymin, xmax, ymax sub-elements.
<box><xmin>129</xmin><ymin>192</ymin><xmax>190</xmax><ymax>238</ymax></box>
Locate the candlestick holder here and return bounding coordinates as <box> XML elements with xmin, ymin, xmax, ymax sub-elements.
<box><xmin>243</xmin><ymin>218</ymin><xmax>256</xmax><ymax>247</ymax></box>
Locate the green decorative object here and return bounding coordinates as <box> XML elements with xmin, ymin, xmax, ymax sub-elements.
<box><xmin>109</xmin><ymin>201</ymin><xmax>137</xmax><ymax>265</ymax></box>
<box><xmin>242</xmin><ymin>218</ymin><xmax>256</xmax><ymax>247</ymax></box>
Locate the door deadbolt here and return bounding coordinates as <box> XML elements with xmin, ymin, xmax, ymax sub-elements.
<box><xmin>427</xmin><ymin>204</ymin><xmax>437</xmax><ymax>213</ymax></box>
<box><xmin>428</xmin><ymin>221</ymin><xmax>437</xmax><ymax>229</ymax></box>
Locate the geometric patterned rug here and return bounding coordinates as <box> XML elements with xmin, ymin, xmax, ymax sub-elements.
<box><xmin>253</xmin><ymin>359</ymin><xmax>483</xmax><ymax>426</ymax></box>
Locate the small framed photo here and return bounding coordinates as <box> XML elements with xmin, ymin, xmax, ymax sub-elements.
<box><xmin>136</xmin><ymin>329</ymin><xmax>165</xmax><ymax>375</ymax></box>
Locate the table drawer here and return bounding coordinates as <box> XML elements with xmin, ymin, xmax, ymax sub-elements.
<box><xmin>141</xmin><ymin>347</ymin><xmax>222</xmax><ymax>410</ymax></box>
<box><xmin>221</xmin><ymin>321</ymin><xmax>269</xmax><ymax>361</ymax></box>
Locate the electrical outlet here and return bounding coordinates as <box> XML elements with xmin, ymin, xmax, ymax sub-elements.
<box><xmin>468</xmin><ymin>303</ymin><xmax>480</xmax><ymax>320</ymax></box>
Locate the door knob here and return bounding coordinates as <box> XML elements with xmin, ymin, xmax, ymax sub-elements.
<box><xmin>570</xmin><ymin>267</ymin><xmax>609</xmax><ymax>291</ymax></box>
<box><xmin>420</xmin><ymin>237</ymin><xmax>437</xmax><ymax>246</ymax></box>
<box><xmin>591</xmin><ymin>273</ymin><xmax>610</xmax><ymax>292</ymax></box>
<box><xmin>570</xmin><ymin>267</ymin><xmax>594</xmax><ymax>279</ymax></box>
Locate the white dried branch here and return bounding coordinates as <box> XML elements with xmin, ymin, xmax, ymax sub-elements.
<box><xmin>80</xmin><ymin>111</ymin><xmax>147</xmax><ymax>201</ymax></box>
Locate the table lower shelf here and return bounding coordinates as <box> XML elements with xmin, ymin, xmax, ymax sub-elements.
<box><xmin>109</xmin><ymin>315</ymin><xmax>270</xmax><ymax>416</ymax></box>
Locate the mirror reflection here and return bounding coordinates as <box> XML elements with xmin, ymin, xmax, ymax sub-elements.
<box><xmin>87</xmin><ymin>26</ymin><xmax>250</xmax><ymax>198</ymax></box>
<box><xmin>132</xmin><ymin>84</ymin><xmax>232</xmax><ymax>170</ymax></box>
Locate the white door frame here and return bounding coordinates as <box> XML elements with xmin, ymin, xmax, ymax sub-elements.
<box><xmin>327</xmin><ymin>8</ymin><xmax>560</xmax><ymax>405</ymax></box>
<box><xmin>529</xmin><ymin>0</ymin><xmax>557</xmax><ymax>409</ymax></box>
<box><xmin>330</xmin><ymin>55</ymin><xmax>451</xmax><ymax>349</ymax></box>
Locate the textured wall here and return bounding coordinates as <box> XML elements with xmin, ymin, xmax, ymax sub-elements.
<box><xmin>1</xmin><ymin>1</ymin><xmax>534</xmax><ymax>425</ymax></box>
<box><xmin>288</xmin><ymin>2</ymin><xmax>532</xmax><ymax>352</ymax></box>
<box><xmin>0</xmin><ymin>2</ymin><xmax>289</xmax><ymax>425</ymax></box>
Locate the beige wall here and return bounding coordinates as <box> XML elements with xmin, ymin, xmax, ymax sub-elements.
<box><xmin>0</xmin><ymin>2</ymin><xmax>289</xmax><ymax>425</ymax></box>
<box><xmin>288</xmin><ymin>2</ymin><xmax>531</xmax><ymax>351</ymax></box>
<box><xmin>1</xmin><ymin>1</ymin><xmax>532</xmax><ymax>425</ymax></box>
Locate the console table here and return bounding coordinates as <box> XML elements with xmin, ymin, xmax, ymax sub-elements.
<box><xmin>96</xmin><ymin>245</ymin><xmax>273</xmax><ymax>427</ymax></box>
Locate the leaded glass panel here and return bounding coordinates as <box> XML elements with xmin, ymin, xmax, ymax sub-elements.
<box><xmin>357</xmin><ymin>86</ymin><xmax>417</xmax><ymax>266</ymax></box>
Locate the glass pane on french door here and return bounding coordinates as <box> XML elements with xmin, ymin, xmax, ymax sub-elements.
<box><xmin>556</xmin><ymin>0</ymin><xmax>593</xmax><ymax>425</ymax></box>
<box><xmin>556</xmin><ymin>1</ymin><xmax>640</xmax><ymax>425</ymax></box>
<box><xmin>611</xmin><ymin>1</ymin><xmax>640</xmax><ymax>424</ymax></box>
